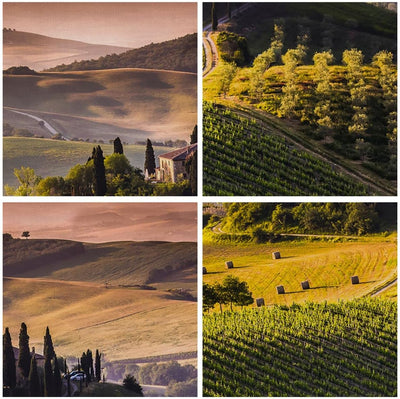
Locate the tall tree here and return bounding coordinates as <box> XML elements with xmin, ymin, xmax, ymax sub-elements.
<box><xmin>250</xmin><ymin>24</ymin><xmax>284</xmax><ymax>100</ymax></box>
<box><xmin>280</xmin><ymin>47</ymin><xmax>306</xmax><ymax>118</ymax></box>
<box><xmin>190</xmin><ymin>125</ymin><xmax>197</xmax><ymax>144</ymax></box>
<box><xmin>18</xmin><ymin>322</ymin><xmax>31</xmax><ymax>378</ymax></box>
<box><xmin>373</xmin><ymin>50</ymin><xmax>397</xmax><ymax>145</ymax></box>
<box><xmin>95</xmin><ymin>350</ymin><xmax>101</xmax><ymax>382</ymax></box>
<box><xmin>44</xmin><ymin>356</ymin><xmax>54</xmax><ymax>396</ymax></box>
<box><xmin>87</xmin><ymin>349</ymin><xmax>94</xmax><ymax>382</ymax></box>
<box><xmin>113</xmin><ymin>137</ymin><xmax>124</xmax><ymax>154</ymax></box>
<box><xmin>219</xmin><ymin>275</ymin><xmax>254</xmax><ymax>311</ymax></box>
<box><xmin>144</xmin><ymin>139</ymin><xmax>156</xmax><ymax>176</ymax></box>
<box><xmin>3</xmin><ymin>327</ymin><xmax>17</xmax><ymax>390</ymax></box>
<box><xmin>53</xmin><ymin>355</ymin><xmax>62</xmax><ymax>396</ymax></box>
<box><xmin>43</xmin><ymin>326</ymin><xmax>55</xmax><ymax>359</ymax></box>
<box><xmin>28</xmin><ymin>352</ymin><xmax>41</xmax><ymax>397</ymax></box>
<box><xmin>227</xmin><ymin>3</ymin><xmax>231</xmax><ymax>20</ymax></box>
<box><xmin>211</xmin><ymin>3</ymin><xmax>218</xmax><ymax>31</ymax></box>
<box><xmin>343</xmin><ymin>49</ymin><xmax>368</xmax><ymax>137</ymax></box>
<box><xmin>93</xmin><ymin>146</ymin><xmax>107</xmax><ymax>196</ymax></box>
<box><xmin>218</xmin><ymin>62</ymin><xmax>237</xmax><ymax>96</ymax></box>
<box><xmin>313</xmin><ymin>51</ymin><xmax>334</xmax><ymax>129</ymax></box>
<box><xmin>203</xmin><ymin>284</ymin><xmax>218</xmax><ymax>312</ymax></box>
<box><xmin>185</xmin><ymin>151</ymin><xmax>197</xmax><ymax>195</ymax></box>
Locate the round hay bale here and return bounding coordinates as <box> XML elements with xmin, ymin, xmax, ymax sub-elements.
<box><xmin>203</xmin><ymin>267</ymin><xmax>207</xmax><ymax>274</ymax></box>
<box><xmin>276</xmin><ymin>285</ymin><xmax>285</xmax><ymax>294</ymax></box>
<box><xmin>225</xmin><ymin>261</ymin><xmax>234</xmax><ymax>269</ymax></box>
<box><xmin>272</xmin><ymin>251</ymin><xmax>281</xmax><ymax>260</ymax></box>
<box><xmin>256</xmin><ymin>298</ymin><xmax>265</xmax><ymax>307</ymax></box>
<box><xmin>301</xmin><ymin>281</ymin><xmax>310</xmax><ymax>290</ymax></box>
<box><xmin>351</xmin><ymin>275</ymin><xmax>359</xmax><ymax>285</ymax></box>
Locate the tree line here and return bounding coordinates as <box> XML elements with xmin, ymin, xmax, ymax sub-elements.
<box><xmin>3</xmin><ymin>323</ymin><xmax>103</xmax><ymax>397</ymax></box>
<box><xmin>205</xmin><ymin>203</ymin><xmax>395</xmax><ymax>237</ymax></box>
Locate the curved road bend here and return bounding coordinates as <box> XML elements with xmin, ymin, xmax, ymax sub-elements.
<box><xmin>5</xmin><ymin>108</ymin><xmax>70</xmax><ymax>141</ymax></box>
<box><xmin>203</xmin><ymin>3</ymin><xmax>254</xmax><ymax>77</ymax></box>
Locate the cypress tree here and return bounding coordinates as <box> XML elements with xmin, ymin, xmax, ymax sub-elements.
<box><xmin>93</xmin><ymin>146</ymin><xmax>107</xmax><ymax>196</ymax></box>
<box><xmin>28</xmin><ymin>353</ymin><xmax>41</xmax><ymax>396</ymax></box>
<box><xmin>43</xmin><ymin>327</ymin><xmax>55</xmax><ymax>397</ymax></box>
<box><xmin>80</xmin><ymin>352</ymin><xmax>89</xmax><ymax>387</ymax></box>
<box><xmin>113</xmin><ymin>137</ymin><xmax>124</xmax><ymax>154</ymax></box>
<box><xmin>18</xmin><ymin>322</ymin><xmax>31</xmax><ymax>378</ymax></box>
<box><xmin>190</xmin><ymin>125</ymin><xmax>197</xmax><ymax>144</ymax></box>
<box><xmin>3</xmin><ymin>327</ymin><xmax>16</xmax><ymax>390</ymax></box>
<box><xmin>53</xmin><ymin>355</ymin><xmax>62</xmax><ymax>396</ymax></box>
<box><xmin>185</xmin><ymin>151</ymin><xmax>197</xmax><ymax>195</ymax></box>
<box><xmin>87</xmin><ymin>349</ymin><xmax>94</xmax><ymax>382</ymax></box>
<box><xmin>95</xmin><ymin>349</ymin><xmax>101</xmax><ymax>382</ymax></box>
<box><xmin>211</xmin><ymin>3</ymin><xmax>218</xmax><ymax>31</ymax></box>
<box><xmin>43</xmin><ymin>326</ymin><xmax>55</xmax><ymax>359</ymax></box>
<box><xmin>44</xmin><ymin>355</ymin><xmax>54</xmax><ymax>396</ymax></box>
<box><xmin>144</xmin><ymin>139</ymin><xmax>156</xmax><ymax>175</ymax></box>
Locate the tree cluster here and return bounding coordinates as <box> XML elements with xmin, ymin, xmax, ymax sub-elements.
<box><xmin>218</xmin><ymin>203</ymin><xmax>387</xmax><ymax>236</ymax></box>
<box><xmin>203</xmin><ymin>275</ymin><xmax>254</xmax><ymax>313</ymax></box>
<box><xmin>3</xmin><ymin>323</ymin><xmax>103</xmax><ymax>397</ymax></box>
<box><xmin>5</xmin><ymin>135</ymin><xmax>197</xmax><ymax>196</ymax></box>
<box><xmin>3</xmin><ymin>323</ymin><xmax>65</xmax><ymax>397</ymax></box>
<box><xmin>138</xmin><ymin>360</ymin><xmax>196</xmax><ymax>386</ymax></box>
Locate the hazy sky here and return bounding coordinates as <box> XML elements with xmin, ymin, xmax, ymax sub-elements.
<box><xmin>3</xmin><ymin>2</ymin><xmax>197</xmax><ymax>48</ymax></box>
<box><xmin>3</xmin><ymin>203</ymin><xmax>197</xmax><ymax>243</ymax></box>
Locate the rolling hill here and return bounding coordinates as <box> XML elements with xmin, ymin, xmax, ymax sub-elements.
<box><xmin>3</xmin><ymin>238</ymin><xmax>197</xmax><ymax>362</ymax></box>
<box><xmin>3</xmin><ymin>68</ymin><xmax>197</xmax><ymax>143</ymax></box>
<box><xmin>203</xmin><ymin>236</ymin><xmax>397</xmax><ymax>305</ymax></box>
<box><xmin>46</xmin><ymin>33</ymin><xmax>197</xmax><ymax>73</ymax></box>
<box><xmin>3</xmin><ymin>29</ymin><xmax>130</xmax><ymax>71</ymax></box>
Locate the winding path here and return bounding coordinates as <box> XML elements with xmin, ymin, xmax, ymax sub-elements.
<box><xmin>5</xmin><ymin>107</ymin><xmax>70</xmax><ymax>141</ymax></box>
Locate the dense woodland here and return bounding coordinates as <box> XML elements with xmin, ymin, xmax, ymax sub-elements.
<box><xmin>46</xmin><ymin>34</ymin><xmax>197</xmax><ymax>73</ymax></box>
<box><xmin>204</xmin><ymin>202</ymin><xmax>396</xmax><ymax>238</ymax></box>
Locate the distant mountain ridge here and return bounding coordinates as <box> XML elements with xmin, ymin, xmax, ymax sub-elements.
<box><xmin>46</xmin><ymin>33</ymin><xmax>197</xmax><ymax>73</ymax></box>
<box><xmin>3</xmin><ymin>29</ymin><xmax>130</xmax><ymax>71</ymax></box>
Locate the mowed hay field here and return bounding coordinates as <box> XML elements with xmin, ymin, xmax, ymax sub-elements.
<box><xmin>203</xmin><ymin>237</ymin><xmax>397</xmax><ymax>306</ymax></box>
<box><xmin>3</xmin><ymin>137</ymin><xmax>172</xmax><ymax>187</ymax></box>
<box><xmin>4</xmin><ymin>278</ymin><xmax>196</xmax><ymax>362</ymax></box>
<box><xmin>3</xmin><ymin>68</ymin><xmax>197</xmax><ymax>142</ymax></box>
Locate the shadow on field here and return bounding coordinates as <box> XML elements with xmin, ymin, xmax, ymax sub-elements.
<box><xmin>358</xmin><ymin>280</ymin><xmax>377</xmax><ymax>285</ymax></box>
<box><xmin>285</xmin><ymin>285</ymin><xmax>339</xmax><ymax>294</ymax></box>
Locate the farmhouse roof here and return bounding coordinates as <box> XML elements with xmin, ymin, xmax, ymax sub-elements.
<box><xmin>159</xmin><ymin>143</ymin><xmax>197</xmax><ymax>161</ymax></box>
<box><xmin>12</xmin><ymin>347</ymin><xmax>45</xmax><ymax>360</ymax></box>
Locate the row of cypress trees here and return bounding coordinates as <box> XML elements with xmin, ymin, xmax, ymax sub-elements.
<box><xmin>3</xmin><ymin>323</ymin><xmax>101</xmax><ymax>397</ymax></box>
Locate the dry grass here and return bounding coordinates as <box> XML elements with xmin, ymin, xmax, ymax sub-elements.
<box><xmin>4</xmin><ymin>277</ymin><xmax>197</xmax><ymax>362</ymax></box>
<box><xmin>203</xmin><ymin>238</ymin><xmax>397</xmax><ymax>307</ymax></box>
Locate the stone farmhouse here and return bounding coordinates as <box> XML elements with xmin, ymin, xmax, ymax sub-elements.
<box><xmin>156</xmin><ymin>143</ymin><xmax>197</xmax><ymax>183</ymax></box>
